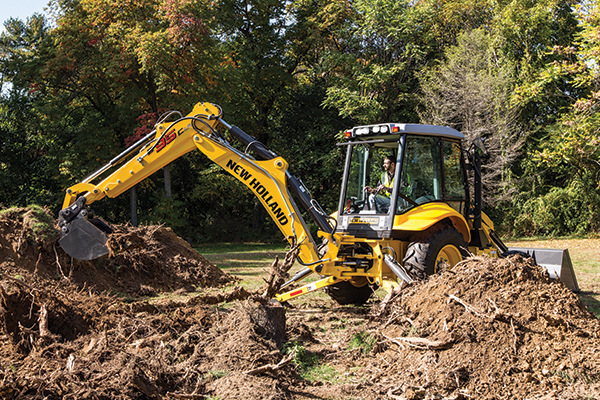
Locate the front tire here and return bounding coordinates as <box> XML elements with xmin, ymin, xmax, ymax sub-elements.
<box><xmin>325</xmin><ymin>277</ymin><xmax>376</xmax><ymax>305</ymax></box>
<box><xmin>403</xmin><ymin>225</ymin><xmax>469</xmax><ymax>276</ymax></box>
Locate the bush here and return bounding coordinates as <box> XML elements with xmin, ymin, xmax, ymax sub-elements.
<box><xmin>509</xmin><ymin>181</ymin><xmax>600</xmax><ymax>237</ymax></box>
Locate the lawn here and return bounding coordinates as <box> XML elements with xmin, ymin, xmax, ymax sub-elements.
<box><xmin>197</xmin><ymin>238</ymin><xmax>600</xmax><ymax>315</ymax></box>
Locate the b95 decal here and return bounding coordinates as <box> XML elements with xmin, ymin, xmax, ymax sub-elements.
<box><xmin>156</xmin><ymin>127</ymin><xmax>184</xmax><ymax>153</ymax></box>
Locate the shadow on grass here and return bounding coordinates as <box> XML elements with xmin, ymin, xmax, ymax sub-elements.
<box><xmin>579</xmin><ymin>292</ymin><xmax>600</xmax><ymax>318</ymax></box>
<box><xmin>221</xmin><ymin>270</ymin><xmax>265</xmax><ymax>277</ymax></box>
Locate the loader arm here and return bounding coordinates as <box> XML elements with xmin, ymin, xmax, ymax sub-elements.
<box><xmin>58</xmin><ymin>102</ymin><xmax>332</xmax><ymax>264</ymax></box>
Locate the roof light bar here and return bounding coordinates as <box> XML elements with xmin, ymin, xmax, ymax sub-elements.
<box><xmin>348</xmin><ymin>124</ymin><xmax>394</xmax><ymax>138</ymax></box>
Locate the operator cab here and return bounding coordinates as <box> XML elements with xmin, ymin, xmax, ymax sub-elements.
<box><xmin>336</xmin><ymin>123</ymin><xmax>468</xmax><ymax>239</ymax></box>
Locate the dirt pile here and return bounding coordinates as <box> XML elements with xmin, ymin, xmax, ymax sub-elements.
<box><xmin>0</xmin><ymin>286</ymin><xmax>290</xmax><ymax>399</ymax></box>
<box><xmin>366</xmin><ymin>255</ymin><xmax>600</xmax><ymax>399</ymax></box>
<box><xmin>0</xmin><ymin>207</ymin><xmax>236</xmax><ymax>296</ymax></box>
<box><xmin>2</xmin><ymin>206</ymin><xmax>600</xmax><ymax>399</ymax></box>
<box><xmin>0</xmin><ymin>207</ymin><xmax>289</xmax><ymax>399</ymax></box>
<box><xmin>102</xmin><ymin>224</ymin><xmax>236</xmax><ymax>294</ymax></box>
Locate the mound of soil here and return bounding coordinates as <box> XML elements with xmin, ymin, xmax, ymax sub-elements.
<box><xmin>0</xmin><ymin>207</ymin><xmax>289</xmax><ymax>399</ymax></box>
<box><xmin>365</xmin><ymin>255</ymin><xmax>600</xmax><ymax>399</ymax></box>
<box><xmin>0</xmin><ymin>284</ymin><xmax>289</xmax><ymax>399</ymax></box>
<box><xmin>0</xmin><ymin>207</ymin><xmax>236</xmax><ymax>296</ymax></box>
<box><xmin>100</xmin><ymin>224</ymin><xmax>237</xmax><ymax>294</ymax></box>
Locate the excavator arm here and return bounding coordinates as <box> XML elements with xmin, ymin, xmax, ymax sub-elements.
<box><xmin>58</xmin><ymin>102</ymin><xmax>333</xmax><ymax>264</ymax></box>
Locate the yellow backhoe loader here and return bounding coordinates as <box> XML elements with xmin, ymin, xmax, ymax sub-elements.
<box><xmin>57</xmin><ymin>102</ymin><xmax>578</xmax><ymax>304</ymax></box>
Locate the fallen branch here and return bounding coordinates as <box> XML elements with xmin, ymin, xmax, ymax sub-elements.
<box><xmin>381</xmin><ymin>333</ymin><xmax>406</xmax><ymax>350</ymax></box>
<box><xmin>382</xmin><ymin>333</ymin><xmax>453</xmax><ymax>350</ymax></box>
<box><xmin>387</xmin><ymin>385</ymin><xmax>426</xmax><ymax>400</ymax></box>
<box><xmin>262</xmin><ymin>243</ymin><xmax>300</xmax><ymax>300</ymax></box>
<box><xmin>510</xmin><ymin>318</ymin><xmax>518</xmax><ymax>354</ymax></box>
<box><xmin>166</xmin><ymin>393</ymin><xmax>204</xmax><ymax>400</ymax></box>
<box><xmin>0</xmin><ymin>269</ymin><xmax>37</xmax><ymax>292</ymax></box>
<box><xmin>244</xmin><ymin>351</ymin><xmax>295</xmax><ymax>375</ymax></box>
<box><xmin>54</xmin><ymin>243</ymin><xmax>70</xmax><ymax>279</ymax></box>
<box><xmin>39</xmin><ymin>304</ymin><xmax>50</xmax><ymax>337</ymax></box>
<box><xmin>397</xmin><ymin>336</ymin><xmax>453</xmax><ymax>350</ymax></box>
<box><xmin>374</xmin><ymin>283</ymin><xmax>404</xmax><ymax>320</ymax></box>
<box><xmin>448</xmin><ymin>294</ymin><xmax>493</xmax><ymax>321</ymax></box>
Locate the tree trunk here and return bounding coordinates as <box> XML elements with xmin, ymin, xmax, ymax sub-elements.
<box><xmin>163</xmin><ymin>166</ymin><xmax>172</xmax><ymax>198</ymax></box>
<box><xmin>130</xmin><ymin>187</ymin><xmax>138</xmax><ymax>227</ymax></box>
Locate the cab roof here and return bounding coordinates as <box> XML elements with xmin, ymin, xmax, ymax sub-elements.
<box><xmin>347</xmin><ymin>123</ymin><xmax>464</xmax><ymax>140</ymax></box>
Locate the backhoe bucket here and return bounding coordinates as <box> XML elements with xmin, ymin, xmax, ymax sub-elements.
<box><xmin>58</xmin><ymin>218</ymin><xmax>110</xmax><ymax>260</ymax></box>
<box><xmin>508</xmin><ymin>247</ymin><xmax>579</xmax><ymax>292</ymax></box>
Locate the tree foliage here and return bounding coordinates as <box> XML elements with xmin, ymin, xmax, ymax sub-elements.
<box><xmin>0</xmin><ymin>0</ymin><xmax>596</xmax><ymax>240</ymax></box>
<box><xmin>419</xmin><ymin>29</ymin><xmax>523</xmax><ymax>204</ymax></box>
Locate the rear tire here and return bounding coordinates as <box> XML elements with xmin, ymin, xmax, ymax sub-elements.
<box><xmin>403</xmin><ymin>225</ymin><xmax>469</xmax><ymax>276</ymax></box>
<box><xmin>325</xmin><ymin>277</ymin><xmax>376</xmax><ymax>305</ymax></box>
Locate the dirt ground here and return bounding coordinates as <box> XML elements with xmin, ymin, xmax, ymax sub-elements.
<box><xmin>1</xmin><ymin>207</ymin><xmax>600</xmax><ymax>399</ymax></box>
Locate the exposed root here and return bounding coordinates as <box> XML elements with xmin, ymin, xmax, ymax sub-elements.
<box><xmin>261</xmin><ymin>244</ymin><xmax>300</xmax><ymax>301</ymax></box>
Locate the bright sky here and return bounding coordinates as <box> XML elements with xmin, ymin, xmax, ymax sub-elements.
<box><xmin>1</xmin><ymin>0</ymin><xmax>50</xmax><ymax>32</ymax></box>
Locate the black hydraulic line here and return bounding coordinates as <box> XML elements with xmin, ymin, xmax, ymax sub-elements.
<box><xmin>488</xmin><ymin>229</ymin><xmax>509</xmax><ymax>254</ymax></box>
<box><xmin>279</xmin><ymin>267</ymin><xmax>313</xmax><ymax>291</ymax></box>
<box><xmin>81</xmin><ymin>129</ymin><xmax>157</xmax><ymax>183</ymax></box>
<box><xmin>219</xmin><ymin>119</ymin><xmax>277</xmax><ymax>161</ymax></box>
<box><xmin>287</xmin><ymin>174</ymin><xmax>334</xmax><ymax>234</ymax></box>
<box><xmin>220</xmin><ymin>118</ymin><xmax>333</xmax><ymax>234</ymax></box>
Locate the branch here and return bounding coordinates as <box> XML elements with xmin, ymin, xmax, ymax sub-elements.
<box><xmin>243</xmin><ymin>351</ymin><xmax>295</xmax><ymax>375</ymax></box>
<box><xmin>448</xmin><ymin>294</ymin><xmax>493</xmax><ymax>320</ymax></box>
<box><xmin>382</xmin><ymin>333</ymin><xmax>453</xmax><ymax>350</ymax></box>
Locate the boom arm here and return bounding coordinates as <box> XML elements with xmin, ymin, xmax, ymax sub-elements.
<box><xmin>58</xmin><ymin>102</ymin><xmax>333</xmax><ymax>264</ymax></box>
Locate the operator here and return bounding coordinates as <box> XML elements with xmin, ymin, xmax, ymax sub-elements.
<box><xmin>364</xmin><ymin>156</ymin><xmax>396</xmax><ymax>212</ymax></box>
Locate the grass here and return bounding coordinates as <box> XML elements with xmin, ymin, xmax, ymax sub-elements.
<box><xmin>196</xmin><ymin>242</ymin><xmax>288</xmax><ymax>291</ymax></box>
<box><xmin>197</xmin><ymin>238</ymin><xmax>600</xmax><ymax>316</ymax></box>
<box><xmin>0</xmin><ymin>204</ymin><xmax>59</xmax><ymax>242</ymax></box>
<box><xmin>283</xmin><ymin>342</ymin><xmax>342</xmax><ymax>383</ymax></box>
<box><xmin>347</xmin><ymin>331</ymin><xmax>377</xmax><ymax>354</ymax></box>
<box><xmin>197</xmin><ymin>242</ymin><xmax>330</xmax><ymax>302</ymax></box>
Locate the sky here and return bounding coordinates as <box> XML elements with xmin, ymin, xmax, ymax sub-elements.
<box><xmin>1</xmin><ymin>0</ymin><xmax>50</xmax><ymax>32</ymax></box>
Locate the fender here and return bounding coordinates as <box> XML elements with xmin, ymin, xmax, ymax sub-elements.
<box><xmin>393</xmin><ymin>202</ymin><xmax>471</xmax><ymax>243</ymax></box>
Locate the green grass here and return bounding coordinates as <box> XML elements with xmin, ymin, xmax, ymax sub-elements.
<box><xmin>196</xmin><ymin>242</ymin><xmax>330</xmax><ymax>302</ymax></box>
<box><xmin>195</xmin><ymin>242</ymin><xmax>288</xmax><ymax>255</ymax></box>
<box><xmin>347</xmin><ymin>331</ymin><xmax>377</xmax><ymax>354</ymax></box>
<box><xmin>283</xmin><ymin>342</ymin><xmax>339</xmax><ymax>383</ymax></box>
<box><xmin>0</xmin><ymin>204</ymin><xmax>59</xmax><ymax>242</ymax></box>
<box><xmin>196</xmin><ymin>242</ymin><xmax>288</xmax><ymax>291</ymax></box>
<box><xmin>197</xmin><ymin>239</ymin><xmax>600</xmax><ymax>316</ymax></box>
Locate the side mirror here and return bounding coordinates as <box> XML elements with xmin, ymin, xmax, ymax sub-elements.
<box><xmin>473</xmin><ymin>137</ymin><xmax>487</xmax><ymax>154</ymax></box>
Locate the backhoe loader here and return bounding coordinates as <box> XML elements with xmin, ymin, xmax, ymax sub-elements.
<box><xmin>58</xmin><ymin>102</ymin><xmax>578</xmax><ymax>304</ymax></box>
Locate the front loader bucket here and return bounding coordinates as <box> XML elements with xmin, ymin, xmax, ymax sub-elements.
<box><xmin>508</xmin><ymin>247</ymin><xmax>579</xmax><ymax>292</ymax></box>
<box><xmin>59</xmin><ymin>217</ymin><xmax>110</xmax><ymax>260</ymax></box>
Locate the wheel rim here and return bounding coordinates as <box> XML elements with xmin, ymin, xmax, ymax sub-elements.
<box><xmin>349</xmin><ymin>277</ymin><xmax>368</xmax><ymax>288</ymax></box>
<box><xmin>434</xmin><ymin>244</ymin><xmax>463</xmax><ymax>273</ymax></box>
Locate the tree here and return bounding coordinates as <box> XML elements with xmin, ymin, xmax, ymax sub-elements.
<box><xmin>0</xmin><ymin>15</ymin><xmax>64</xmax><ymax>207</ymax></box>
<box><xmin>310</xmin><ymin>0</ymin><xmax>498</xmax><ymax>124</ymax></box>
<box><xmin>419</xmin><ymin>29</ymin><xmax>523</xmax><ymax>203</ymax></box>
<box><xmin>511</xmin><ymin>0</ymin><xmax>600</xmax><ymax>234</ymax></box>
<box><xmin>532</xmin><ymin>1</ymin><xmax>600</xmax><ymax>186</ymax></box>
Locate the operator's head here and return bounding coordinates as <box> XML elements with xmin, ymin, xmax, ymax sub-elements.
<box><xmin>383</xmin><ymin>156</ymin><xmax>395</xmax><ymax>172</ymax></box>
